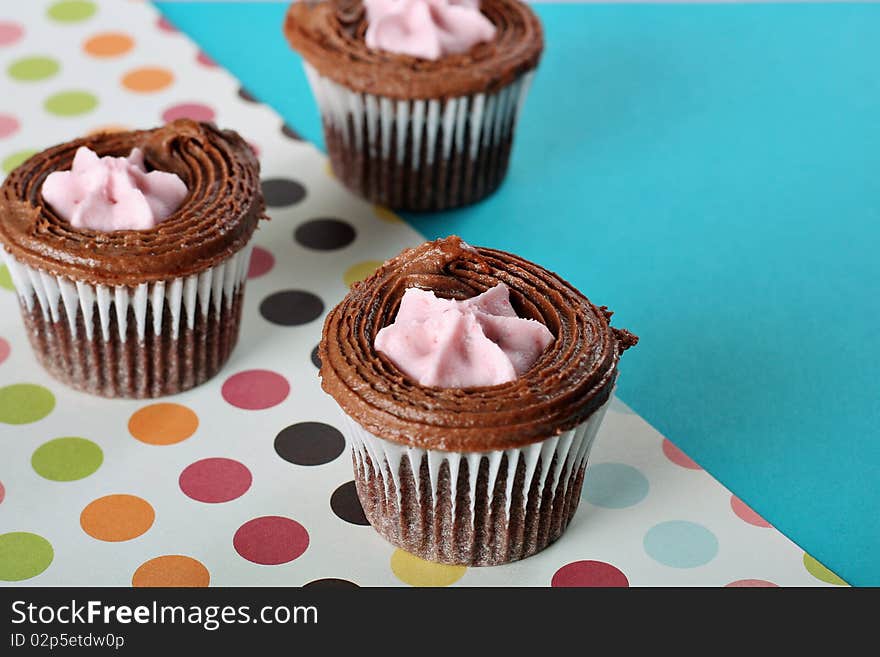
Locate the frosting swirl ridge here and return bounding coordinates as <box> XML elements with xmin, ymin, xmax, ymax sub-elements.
<box><xmin>319</xmin><ymin>236</ymin><xmax>638</xmax><ymax>451</ymax></box>
<box><xmin>0</xmin><ymin>120</ymin><xmax>265</xmax><ymax>286</ymax></box>
<box><xmin>284</xmin><ymin>0</ymin><xmax>543</xmax><ymax>99</ymax></box>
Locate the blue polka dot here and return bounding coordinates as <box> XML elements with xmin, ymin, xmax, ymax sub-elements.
<box><xmin>584</xmin><ymin>463</ymin><xmax>649</xmax><ymax>509</ymax></box>
<box><xmin>643</xmin><ymin>521</ymin><xmax>718</xmax><ymax>568</ymax></box>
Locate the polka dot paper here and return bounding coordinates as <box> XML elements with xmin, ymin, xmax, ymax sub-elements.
<box><xmin>0</xmin><ymin>0</ymin><xmax>846</xmax><ymax>587</ymax></box>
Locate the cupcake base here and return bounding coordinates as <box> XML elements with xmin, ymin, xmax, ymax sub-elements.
<box><xmin>345</xmin><ymin>399</ymin><xmax>609</xmax><ymax>566</ymax></box>
<box><xmin>2</xmin><ymin>246</ymin><xmax>252</xmax><ymax>399</ymax></box>
<box><xmin>354</xmin><ymin>446</ymin><xmax>587</xmax><ymax>566</ymax></box>
<box><xmin>21</xmin><ymin>291</ymin><xmax>244</xmax><ymax>398</ymax></box>
<box><xmin>325</xmin><ymin>119</ymin><xmax>514</xmax><ymax>212</ymax></box>
<box><xmin>305</xmin><ymin>64</ymin><xmax>534</xmax><ymax>212</ymax></box>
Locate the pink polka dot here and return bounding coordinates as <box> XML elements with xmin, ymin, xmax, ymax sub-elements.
<box><xmin>0</xmin><ymin>21</ymin><xmax>24</xmax><ymax>47</ymax></box>
<box><xmin>725</xmin><ymin>579</ymin><xmax>779</xmax><ymax>587</ymax></box>
<box><xmin>156</xmin><ymin>16</ymin><xmax>177</xmax><ymax>33</ymax></box>
<box><xmin>0</xmin><ymin>114</ymin><xmax>19</xmax><ymax>139</ymax></box>
<box><xmin>162</xmin><ymin>103</ymin><xmax>215</xmax><ymax>124</ymax></box>
<box><xmin>248</xmin><ymin>141</ymin><xmax>260</xmax><ymax>159</ymax></box>
<box><xmin>234</xmin><ymin>516</ymin><xmax>309</xmax><ymax>565</ymax></box>
<box><xmin>196</xmin><ymin>51</ymin><xmax>217</xmax><ymax>68</ymax></box>
<box><xmin>0</xmin><ymin>481</ymin><xmax>5</xmax><ymax>504</ymax></box>
<box><xmin>248</xmin><ymin>247</ymin><xmax>275</xmax><ymax>279</ymax></box>
<box><xmin>730</xmin><ymin>495</ymin><xmax>772</xmax><ymax>528</ymax></box>
<box><xmin>662</xmin><ymin>439</ymin><xmax>701</xmax><ymax>470</ymax></box>
<box><xmin>551</xmin><ymin>560</ymin><xmax>629</xmax><ymax>587</ymax></box>
<box><xmin>222</xmin><ymin>369</ymin><xmax>290</xmax><ymax>410</ymax></box>
<box><xmin>179</xmin><ymin>458</ymin><xmax>252</xmax><ymax>503</ymax></box>
<box><xmin>0</xmin><ymin>338</ymin><xmax>9</xmax><ymax>365</ymax></box>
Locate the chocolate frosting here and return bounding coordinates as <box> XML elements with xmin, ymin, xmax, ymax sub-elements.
<box><xmin>284</xmin><ymin>0</ymin><xmax>543</xmax><ymax>99</ymax></box>
<box><xmin>319</xmin><ymin>236</ymin><xmax>638</xmax><ymax>452</ymax></box>
<box><xmin>0</xmin><ymin>120</ymin><xmax>266</xmax><ymax>286</ymax></box>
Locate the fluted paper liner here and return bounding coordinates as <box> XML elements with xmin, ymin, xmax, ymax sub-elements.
<box><xmin>343</xmin><ymin>398</ymin><xmax>610</xmax><ymax>566</ymax></box>
<box><xmin>304</xmin><ymin>63</ymin><xmax>535</xmax><ymax>211</ymax></box>
<box><xmin>1</xmin><ymin>246</ymin><xmax>252</xmax><ymax>398</ymax></box>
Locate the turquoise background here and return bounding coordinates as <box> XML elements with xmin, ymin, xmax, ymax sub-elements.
<box><xmin>154</xmin><ymin>1</ymin><xmax>879</xmax><ymax>586</ymax></box>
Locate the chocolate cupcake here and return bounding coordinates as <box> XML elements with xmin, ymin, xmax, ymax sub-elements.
<box><xmin>284</xmin><ymin>0</ymin><xmax>542</xmax><ymax>211</ymax></box>
<box><xmin>319</xmin><ymin>236</ymin><xmax>637</xmax><ymax>565</ymax></box>
<box><xmin>0</xmin><ymin>120</ymin><xmax>266</xmax><ymax>398</ymax></box>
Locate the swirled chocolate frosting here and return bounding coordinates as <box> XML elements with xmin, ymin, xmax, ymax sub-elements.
<box><xmin>319</xmin><ymin>236</ymin><xmax>638</xmax><ymax>451</ymax></box>
<box><xmin>284</xmin><ymin>0</ymin><xmax>543</xmax><ymax>99</ymax></box>
<box><xmin>0</xmin><ymin>120</ymin><xmax>265</xmax><ymax>286</ymax></box>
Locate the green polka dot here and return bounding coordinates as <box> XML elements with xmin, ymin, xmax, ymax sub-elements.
<box><xmin>0</xmin><ymin>384</ymin><xmax>55</xmax><ymax>425</ymax></box>
<box><xmin>0</xmin><ymin>265</ymin><xmax>13</xmax><ymax>291</ymax></box>
<box><xmin>32</xmin><ymin>437</ymin><xmax>103</xmax><ymax>482</ymax></box>
<box><xmin>803</xmin><ymin>553</ymin><xmax>847</xmax><ymax>586</ymax></box>
<box><xmin>47</xmin><ymin>1</ymin><xmax>96</xmax><ymax>23</ymax></box>
<box><xmin>45</xmin><ymin>91</ymin><xmax>98</xmax><ymax>117</ymax></box>
<box><xmin>0</xmin><ymin>532</ymin><xmax>54</xmax><ymax>582</ymax></box>
<box><xmin>2</xmin><ymin>149</ymin><xmax>37</xmax><ymax>174</ymax></box>
<box><xmin>8</xmin><ymin>56</ymin><xmax>60</xmax><ymax>82</ymax></box>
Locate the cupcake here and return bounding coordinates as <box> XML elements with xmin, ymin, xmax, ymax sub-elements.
<box><xmin>0</xmin><ymin>120</ymin><xmax>266</xmax><ymax>398</ymax></box>
<box><xmin>319</xmin><ymin>236</ymin><xmax>638</xmax><ymax>565</ymax></box>
<box><xmin>284</xmin><ymin>0</ymin><xmax>543</xmax><ymax>211</ymax></box>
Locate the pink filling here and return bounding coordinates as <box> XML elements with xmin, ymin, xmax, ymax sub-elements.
<box><xmin>364</xmin><ymin>0</ymin><xmax>496</xmax><ymax>61</ymax></box>
<box><xmin>41</xmin><ymin>146</ymin><xmax>187</xmax><ymax>232</ymax></box>
<box><xmin>374</xmin><ymin>283</ymin><xmax>554</xmax><ymax>388</ymax></box>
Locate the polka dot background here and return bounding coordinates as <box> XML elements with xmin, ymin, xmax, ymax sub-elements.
<box><xmin>179</xmin><ymin>458</ymin><xmax>252</xmax><ymax>504</ymax></box>
<box><xmin>83</xmin><ymin>32</ymin><xmax>133</xmax><ymax>58</ymax></box>
<box><xmin>80</xmin><ymin>494</ymin><xmax>155</xmax><ymax>542</ymax></box>
<box><xmin>0</xmin><ymin>0</ymin><xmax>847</xmax><ymax>587</ymax></box>
<box><xmin>132</xmin><ymin>555</ymin><xmax>210</xmax><ymax>588</ymax></box>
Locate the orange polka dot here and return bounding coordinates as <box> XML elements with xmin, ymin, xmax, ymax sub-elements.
<box><xmin>121</xmin><ymin>67</ymin><xmax>173</xmax><ymax>93</ymax></box>
<box><xmin>129</xmin><ymin>403</ymin><xmax>198</xmax><ymax>445</ymax></box>
<box><xmin>132</xmin><ymin>555</ymin><xmax>210</xmax><ymax>588</ymax></box>
<box><xmin>81</xmin><ymin>494</ymin><xmax>155</xmax><ymax>542</ymax></box>
<box><xmin>84</xmin><ymin>32</ymin><xmax>134</xmax><ymax>57</ymax></box>
<box><xmin>86</xmin><ymin>124</ymin><xmax>128</xmax><ymax>136</ymax></box>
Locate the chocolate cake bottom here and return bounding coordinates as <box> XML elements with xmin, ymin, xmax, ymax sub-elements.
<box><xmin>353</xmin><ymin>448</ymin><xmax>588</xmax><ymax>567</ymax></box>
<box><xmin>325</xmin><ymin>123</ymin><xmax>515</xmax><ymax>213</ymax></box>
<box><xmin>20</xmin><ymin>290</ymin><xmax>245</xmax><ymax>398</ymax></box>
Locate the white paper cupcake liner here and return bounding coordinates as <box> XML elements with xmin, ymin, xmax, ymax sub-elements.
<box><xmin>342</xmin><ymin>397</ymin><xmax>611</xmax><ymax>566</ymax></box>
<box><xmin>303</xmin><ymin>63</ymin><xmax>535</xmax><ymax>211</ymax></box>
<box><xmin>1</xmin><ymin>246</ymin><xmax>252</xmax><ymax>397</ymax></box>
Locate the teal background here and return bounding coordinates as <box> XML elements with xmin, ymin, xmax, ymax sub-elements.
<box><xmin>154</xmin><ymin>1</ymin><xmax>879</xmax><ymax>586</ymax></box>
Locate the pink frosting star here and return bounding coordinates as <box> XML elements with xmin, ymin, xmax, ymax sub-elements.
<box><xmin>41</xmin><ymin>146</ymin><xmax>187</xmax><ymax>232</ymax></box>
<box><xmin>374</xmin><ymin>283</ymin><xmax>554</xmax><ymax>388</ymax></box>
<box><xmin>364</xmin><ymin>0</ymin><xmax>496</xmax><ymax>60</ymax></box>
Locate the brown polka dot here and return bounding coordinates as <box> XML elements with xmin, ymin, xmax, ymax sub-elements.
<box><xmin>275</xmin><ymin>422</ymin><xmax>345</xmax><ymax>466</ymax></box>
<box><xmin>331</xmin><ymin>481</ymin><xmax>368</xmax><ymax>526</ymax></box>
<box><xmin>281</xmin><ymin>123</ymin><xmax>303</xmax><ymax>141</ymax></box>
<box><xmin>294</xmin><ymin>218</ymin><xmax>356</xmax><ymax>251</ymax></box>
<box><xmin>259</xmin><ymin>290</ymin><xmax>324</xmax><ymax>326</ymax></box>
<box><xmin>262</xmin><ymin>178</ymin><xmax>306</xmax><ymax>207</ymax></box>
<box><xmin>238</xmin><ymin>86</ymin><xmax>258</xmax><ymax>103</ymax></box>
<box><xmin>303</xmin><ymin>578</ymin><xmax>359</xmax><ymax>589</ymax></box>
